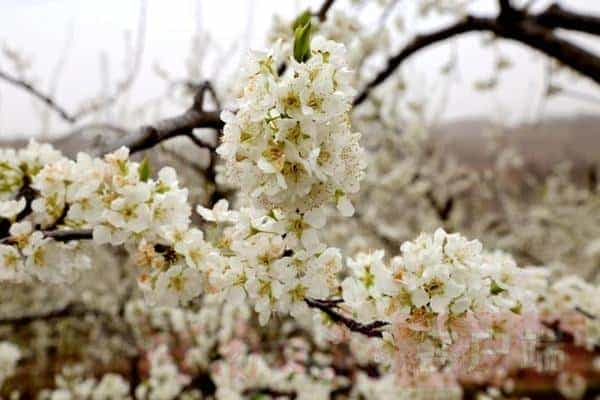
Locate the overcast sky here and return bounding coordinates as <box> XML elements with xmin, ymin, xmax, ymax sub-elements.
<box><xmin>1</xmin><ymin>0</ymin><xmax>599</xmax><ymax>137</ymax></box>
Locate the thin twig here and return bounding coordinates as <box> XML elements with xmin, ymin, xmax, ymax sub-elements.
<box><xmin>0</xmin><ymin>68</ymin><xmax>76</xmax><ymax>123</ymax></box>
<box><xmin>316</xmin><ymin>0</ymin><xmax>336</xmax><ymax>22</ymax></box>
<box><xmin>575</xmin><ymin>306</ymin><xmax>597</xmax><ymax>320</ymax></box>
<box><xmin>305</xmin><ymin>297</ymin><xmax>388</xmax><ymax>338</ymax></box>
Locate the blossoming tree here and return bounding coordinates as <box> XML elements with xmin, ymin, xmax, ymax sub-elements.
<box><xmin>0</xmin><ymin>0</ymin><xmax>599</xmax><ymax>399</ymax></box>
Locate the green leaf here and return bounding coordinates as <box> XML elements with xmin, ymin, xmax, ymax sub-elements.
<box><xmin>138</xmin><ymin>156</ymin><xmax>151</xmax><ymax>182</ymax></box>
<box><xmin>293</xmin><ymin>21</ymin><xmax>312</xmax><ymax>63</ymax></box>
<box><xmin>510</xmin><ymin>302</ymin><xmax>522</xmax><ymax>315</ymax></box>
<box><xmin>292</xmin><ymin>9</ymin><xmax>312</xmax><ymax>31</ymax></box>
<box><xmin>490</xmin><ymin>280</ymin><xmax>506</xmax><ymax>295</ymax></box>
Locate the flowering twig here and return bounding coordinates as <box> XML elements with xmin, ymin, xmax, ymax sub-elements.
<box><xmin>305</xmin><ymin>298</ymin><xmax>388</xmax><ymax>338</ymax></box>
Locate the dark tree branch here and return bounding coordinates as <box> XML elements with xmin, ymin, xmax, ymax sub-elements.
<box><xmin>100</xmin><ymin>81</ymin><xmax>223</xmax><ymax>155</ymax></box>
<box><xmin>498</xmin><ymin>0</ymin><xmax>512</xmax><ymax>12</ymax></box>
<box><xmin>0</xmin><ymin>228</ymin><xmax>93</xmax><ymax>245</ymax></box>
<box><xmin>101</xmin><ymin>108</ymin><xmax>222</xmax><ymax>155</ymax></box>
<box><xmin>316</xmin><ymin>0</ymin><xmax>336</xmax><ymax>22</ymax></box>
<box><xmin>425</xmin><ymin>190</ymin><xmax>454</xmax><ymax>221</ymax></box>
<box><xmin>534</xmin><ymin>3</ymin><xmax>600</xmax><ymax>36</ymax></box>
<box><xmin>575</xmin><ymin>306</ymin><xmax>597</xmax><ymax>320</ymax></box>
<box><xmin>354</xmin><ymin>5</ymin><xmax>600</xmax><ymax>106</ymax></box>
<box><xmin>354</xmin><ymin>17</ymin><xmax>496</xmax><ymax>106</ymax></box>
<box><xmin>44</xmin><ymin>228</ymin><xmax>93</xmax><ymax>241</ymax></box>
<box><xmin>305</xmin><ymin>298</ymin><xmax>388</xmax><ymax>338</ymax></box>
<box><xmin>0</xmin><ymin>302</ymin><xmax>107</xmax><ymax>326</ymax></box>
<box><xmin>497</xmin><ymin>18</ymin><xmax>600</xmax><ymax>82</ymax></box>
<box><xmin>186</xmin><ymin>131</ymin><xmax>215</xmax><ymax>150</ymax></box>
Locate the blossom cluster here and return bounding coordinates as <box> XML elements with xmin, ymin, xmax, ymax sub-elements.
<box><xmin>341</xmin><ymin>229</ymin><xmax>543</xmax><ymax>379</ymax></box>
<box><xmin>0</xmin><ymin>141</ymin><xmax>89</xmax><ymax>283</ymax></box>
<box><xmin>0</xmin><ymin>142</ymin><xmax>208</xmax><ymax>306</ymax></box>
<box><xmin>3</xmin><ymin>24</ymin><xmax>600</xmax><ymax>399</ymax></box>
<box><xmin>0</xmin><ymin>35</ymin><xmax>366</xmax><ymax>327</ymax></box>
<box><xmin>197</xmin><ymin>203</ymin><xmax>343</xmax><ymax>325</ymax></box>
<box><xmin>217</xmin><ymin>35</ymin><xmax>365</xmax><ymax>216</ymax></box>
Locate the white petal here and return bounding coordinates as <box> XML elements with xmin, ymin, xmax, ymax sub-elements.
<box><xmin>336</xmin><ymin>196</ymin><xmax>354</xmax><ymax>217</ymax></box>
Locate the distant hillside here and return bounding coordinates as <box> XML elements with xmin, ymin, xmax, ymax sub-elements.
<box><xmin>434</xmin><ymin>114</ymin><xmax>600</xmax><ymax>174</ymax></box>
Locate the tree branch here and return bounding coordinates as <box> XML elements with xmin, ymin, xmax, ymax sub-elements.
<box><xmin>0</xmin><ymin>69</ymin><xmax>76</xmax><ymax>123</ymax></box>
<box><xmin>534</xmin><ymin>3</ymin><xmax>600</xmax><ymax>36</ymax></box>
<box><xmin>305</xmin><ymin>298</ymin><xmax>388</xmax><ymax>338</ymax></box>
<box><xmin>100</xmin><ymin>104</ymin><xmax>222</xmax><ymax>155</ymax></box>
<box><xmin>0</xmin><ymin>302</ymin><xmax>106</xmax><ymax>326</ymax></box>
<box><xmin>354</xmin><ymin>6</ymin><xmax>600</xmax><ymax>106</ymax></box>
<box><xmin>0</xmin><ymin>228</ymin><xmax>93</xmax><ymax>245</ymax></box>
<box><xmin>498</xmin><ymin>0</ymin><xmax>512</xmax><ymax>12</ymax></box>
<box><xmin>575</xmin><ymin>306</ymin><xmax>597</xmax><ymax>320</ymax></box>
<box><xmin>354</xmin><ymin>17</ymin><xmax>495</xmax><ymax>106</ymax></box>
<box><xmin>316</xmin><ymin>0</ymin><xmax>336</xmax><ymax>22</ymax></box>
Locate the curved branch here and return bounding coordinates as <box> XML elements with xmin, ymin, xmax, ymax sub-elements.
<box><xmin>354</xmin><ymin>10</ymin><xmax>600</xmax><ymax>106</ymax></box>
<box><xmin>305</xmin><ymin>297</ymin><xmax>388</xmax><ymax>338</ymax></box>
<box><xmin>353</xmin><ymin>17</ymin><xmax>495</xmax><ymax>106</ymax></box>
